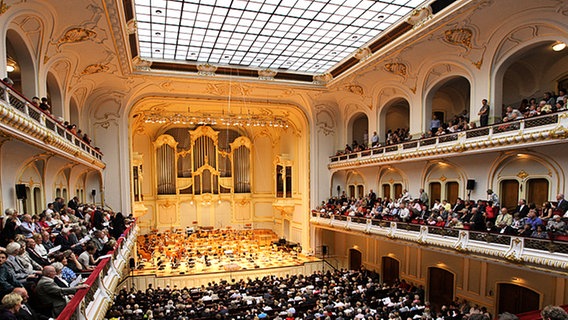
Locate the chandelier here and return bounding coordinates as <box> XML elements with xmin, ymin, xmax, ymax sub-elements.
<box><xmin>143</xmin><ymin>111</ymin><xmax>290</xmax><ymax>128</ymax></box>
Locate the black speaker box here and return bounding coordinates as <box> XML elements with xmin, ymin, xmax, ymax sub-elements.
<box><xmin>129</xmin><ymin>258</ymin><xmax>135</xmax><ymax>268</ymax></box>
<box><xmin>91</xmin><ymin>189</ymin><xmax>96</xmax><ymax>196</ymax></box>
<box><xmin>15</xmin><ymin>184</ymin><xmax>26</xmax><ymax>200</ymax></box>
<box><xmin>466</xmin><ymin>179</ymin><xmax>476</xmax><ymax>190</ymax></box>
<box><xmin>322</xmin><ymin>245</ymin><xmax>328</xmax><ymax>255</ymax></box>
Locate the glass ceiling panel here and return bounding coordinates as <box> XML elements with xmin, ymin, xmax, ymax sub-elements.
<box><xmin>133</xmin><ymin>0</ymin><xmax>426</xmax><ymax>75</ymax></box>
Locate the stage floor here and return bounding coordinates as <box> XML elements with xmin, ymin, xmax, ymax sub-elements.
<box><xmin>134</xmin><ymin>252</ymin><xmax>320</xmax><ymax>276</ymax></box>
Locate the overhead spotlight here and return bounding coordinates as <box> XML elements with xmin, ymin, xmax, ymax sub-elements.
<box><xmin>552</xmin><ymin>41</ymin><xmax>566</xmax><ymax>52</ymax></box>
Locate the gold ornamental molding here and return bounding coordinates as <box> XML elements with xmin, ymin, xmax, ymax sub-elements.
<box><xmin>516</xmin><ymin>169</ymin><xmax>529</xmax><ymax>180</ymax></box>
<box><xmin>0</xmin><ymin>0</ymin><xmax>10</xmax><ymax>15</ymax></box>
<box><xmin>81</xmin><ymin>64</ymin><xmax>109</xmax><ymax>75</ymax></box>
<box><xmin>383</xmin><ymin>62</ymin><xmax>408</xmax><ymax>77</ymax></box>
<box><xmin>443</xmin><ymin>28</ymin><xmax>473</xmax><ymax>49</ymax></box>
<box><xmin>56</xmin><ymin>28</ymin><xmax>97</xmax><ymax>47</ymax></box>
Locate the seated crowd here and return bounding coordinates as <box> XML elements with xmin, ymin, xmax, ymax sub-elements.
<box><xmin>106</xmin><ymin>268</ymin><xmax>497</xmax><ymax>320</ymax></box>
<box><xmin>0</xmin><ymin>196</ymin><xmax>132</xmax><ymax>318</ymax></box>
<box><xmin>314</xmin><ymin>190</ymin><xmax>568</xmax><ymax>240</ymax></box>
<box><xmin>335</xmin><ymin>89</ymin><xmax>568</xmax><ymax>157</ymax></box>
<box><xmin>1</xmin><ymin>77</ymin><xmax>99</xmax><ymax>153</ymax></box>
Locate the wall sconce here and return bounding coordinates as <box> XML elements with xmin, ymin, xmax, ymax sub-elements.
<box><xmin>552</xmin><ymin>41</ymin><xmax>566</xmax><ymax>52</ymax></box>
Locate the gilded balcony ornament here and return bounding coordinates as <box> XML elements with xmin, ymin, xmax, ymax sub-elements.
<box><xmin>57</xmin><ymin>28</ymin><xmax>97</xmax><ymax>47</ymax></box>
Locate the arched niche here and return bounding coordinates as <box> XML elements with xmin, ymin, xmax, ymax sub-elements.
<box><xmin>46</xmin><ymin>71</ymin><xmax>64</xmax><ymax>117</ymax></box>
<box><xmin>346</xmin><ymin>170</ymin><xmax>366</xmax><ymax>199</ymax></box>
<box><xmin>488</xmin><ymin>153</ymin><xmax>561</xmax><ymax>210</ymax></box>
<box><xmin>378</xmin><ymin>167</ymin><xmax>407</xmax><ymax>200</ymax></box>
<box><xmin>499</xmin><ymin>41</ymin><xmax>568</xmax><ymax>116</ymax></box>
<box><xmin>17</xmin><ymin>163</ymin><xmax>43</xmax><ymax>215</ymax></box>
<box><xmin>74</xmin><ymin>172</ymin><xmax>87</xmax><ymax>203</ymax></box>
<box><xmin>425</xmin><ymin>76</ymin><xmax>471</xmax><ymax>132</ymax></box>
<box><xmin>330</xmin><ymin>171</ymin><xmax>348</xmax><ymax>199</ymax></box>
<box><xmin>422</xmin><ymin>161</ymin><xmax>466</xmax><ymax>205</ymax></box>
<box><xmin>491</xmin><ymin>23</ymin><xmax>568</xmax><ymax>119</ymax></box>
<box><xmin>53</xmin><ymin>169</ymin><xmax>69</xmax><ymax>201</ymax></box>
<box><xmin>69</xmin><ymin>97</ymin><xmax>80</xmax><ymax>129</ymax></box>
<box><xmin>379</xmin><ymin>97</ymin><xmax>410</xmax><ymax>143</ymax></box>
<box><xmin>5</xmin><ymin>28</ymin><xmax>37</xmax><ymax>97</ymax></box>
<box><xmin>347</xmin><ymin>112</ymin><xmax>369</xmax><ymax>149</ymax></box>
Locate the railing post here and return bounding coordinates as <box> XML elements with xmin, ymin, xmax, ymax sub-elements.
<box><xmin>23</xmin><ymin>102</ymin><xmax>29</xmax><ymax>117</ymax></box>
<box><xmin>39</xmin><ymin>112</ymin><xmax>46</xmax><ymax>126</ymax></box>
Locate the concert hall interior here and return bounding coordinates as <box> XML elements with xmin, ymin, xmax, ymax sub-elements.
<box><xmin>0</xmin><ymin>0</ymin><xmax>568</xmax><ymax>319</ymax></box>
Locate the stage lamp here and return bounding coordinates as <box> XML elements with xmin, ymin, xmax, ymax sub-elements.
<box><xmin>6</xmin><ymin>65</ymin><xmax>14</xmax><ymax>73</ymax></box>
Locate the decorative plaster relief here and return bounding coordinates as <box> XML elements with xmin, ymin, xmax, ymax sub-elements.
<box><xmin>56</xmin><ymin>28</ymin><xmax>97</xmax><ymax>47</ymax></box>
<box><xmin>315</xmin><ymin>105</ymin><xmax>336</xmax><ymax>137</ymax></box>
<box><xmin>126</xmin><ymin>19</ymin><xmax>137</xmax><ymax>35</ymax></box>
<box><xmin>313</xmin><ymin>73</ymin><xmax>333</xmax><ymax>85</ymax></box>
<box><xmin>132</xmin><ymin>56</ymin><xmax>152</xmax><ymax>72</ymax></box>
<box><xmin>354</xmin><ymin>47</ymin><xmax>371</xmax><ymax>61</ymax></box>
<box><xmin>81</xmin><ymin>63</ymin><xmax>109</xmax><ymax>75</ymax></box>
<box><xmin>206</xmin><ymin>83</ymin><xmax>252</xmax><ymax>96</ymax></box>
<box><xmin>407</xmin><ymin>6</ymin><xmax>432</xmax><ymax>28</ymax></box>
<box><xmin>442</xmin><ymin>27</ymin><xmax>486</xmax><ymax>69</ymax></box>
<box><xmin>12</xmin><ymin>15</ymin><xmax>42</xmax><ymax>57</ymax></box>
<box><xmin>0</xmin><ymin>0</ymin><xmax>10</xmax><ymax>15</ymax></box>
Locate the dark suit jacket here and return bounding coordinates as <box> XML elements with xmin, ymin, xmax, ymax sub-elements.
<box><xmin>557</xmin><ymin>199</ymin><xmax>568</xmax><ymax>215</ymax></box>
<box><xmin>16</xmin><ymin>303</ymin><xmax>50</xmax><ymax>320</ymax></box>
<box><xmin>25</xmin><ymin>248</ymin><xmax>49</xmax><ymax>267</ymax></box>
<box><xmin>515</xmin><ymin>205</ymin><xmax>529</xmax><ymax>218</ymax></box>
<box><xmin>34</xmin><ymin>276</ymin><xmax>79</xmax><ymax>317</ymax></box>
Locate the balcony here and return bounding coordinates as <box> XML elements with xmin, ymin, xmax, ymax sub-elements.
<box><xmin>329</xmin><ymin>111</ymin><xmax>568</xmax><ymax>169</ymax></box>
<box><xmin>57</xmin><ymin>220</ymin><xmax>138</xmax><ymax>320</ymax></box>
<box><xmin>0</xmin><ymin>82</ymin><xmax>104</xmax><ymax>169</ymax></box>
<box><xmin>311</xmin><ymin>213</ymin><xmax>568</xmax><ymax>275</ymax></box>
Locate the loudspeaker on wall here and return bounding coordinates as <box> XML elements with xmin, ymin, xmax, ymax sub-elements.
<box><xmin>467</xmin><ymin>179</ymin><xmax>476</xmax><ymax>190</ymax></box>
<box><xmin>322</xmin><ymin>245</ymin><xmax>328</xmax><ymax>255</ymax></box>
<box><xmin>15</xmin><ymin>184</ymin><xmax>26</xmax><ymax>200</ymax></box>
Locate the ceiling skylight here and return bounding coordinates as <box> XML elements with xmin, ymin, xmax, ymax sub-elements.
<box><xmin>134</xmin><ymin>0</ymin><xmax>426</xmax><ymax>75</ymax></box>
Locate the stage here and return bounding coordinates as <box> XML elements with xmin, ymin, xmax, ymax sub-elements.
<box><xmin>133</xmin><ymin>228</ymin><xmax>320</xmax><ymax>280</ymax></box>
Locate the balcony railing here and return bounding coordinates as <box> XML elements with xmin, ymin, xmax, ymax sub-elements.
<box><xmin>311</xmin><ymin>213</ymin><xmax>568</xmax><ymax>272</ymax></box>
<box><xmin>329</xmin><ymin>111</ymin><xmax>567</xmax><ymax>166</ymax></box>
<box><xmin>56</xmin><ymin>220</ymin><xmax>138</xmax><ymax>320</ymax></box>
<box><xmin>0</xmin><ymin>81</ymin><xmax>103</xmax><ymax>162</ymax></box>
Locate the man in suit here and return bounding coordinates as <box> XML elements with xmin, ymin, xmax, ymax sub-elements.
<box><xmin>556</xmin><ymin>193</ymin><xmax>568</xmax><ymax>216</ymax></box>
<box><xmin>34</xmin><ymin>266</ymin><xmax>88</xmax><ymax>318</ymax></box>
<box><xmin>24</xmin><ymin>239</ymin><xmax>49</xmax><ymax>267</ymax></box>
<box><xmin>0</xmin><ymin>251</ymin><xmax>23</xmax><ymax>299</ymax></box>
<box><xmin>12</xmin><ymin>287</ymin><xmax>49</xmax><ymax>320</ymax></box>
<box><xmin>514</xmin><ymin>199</ymin><xmax>529</xmax><ymax>218</ymax></box>
<box><xmin>67</xmin><ymin>197</ymin><xmax>79</xmax><ymax>214</ymax></box>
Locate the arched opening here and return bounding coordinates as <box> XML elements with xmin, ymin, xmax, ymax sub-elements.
<box><xmin>428</xmin><ymin>267</ymin><xmax>454</xmax><ymax>312</ymax></box>
<box><xmin>425</xmin><ymin>76</ymin><xmax>471</xmax><ymax>134</ymax></box>
<box><xmin>69</xmin><ymin>97</ymin><xmax>80</xmax><ymax>129</ymax></box>
<box><xmin>349</xmin><ymin>113</ymin><xmax>369</xmax><ymax>149</ymax></box>
<box><xmin>5</xmin><ymin>29</ymin><xmax>37</xmax><ymax>98</ymax></box>
<box><xmin>348</xmin><ymin>248</ymin><xmax>362</xmax><ymax>270</ymax></box>
<box><xmin>381</xmin><ymin>98</ymin><xmax>410</xmax><ymax>143</ymax></box>
<box><xmin>381</xmin><ymin>256</ymin><xmax>399</xmax><ymax>285</ymax></box>
<box><xmin>46</xmin><ymin>72</ymin><xmax>64</xmax><ymax>117</ymax></box>
<box><xmin>499</xmin><ymin>41</ymin><xmax>568</xmax><ymax>118</ymax></box>
<box><xmin>497</xmin><ymin>283</ymin><xmax>540</xmax><ymax>315</ymax></box>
